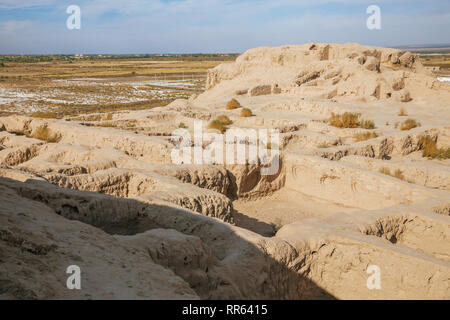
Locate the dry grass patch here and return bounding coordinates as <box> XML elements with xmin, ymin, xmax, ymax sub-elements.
<box><xmin>329</xmin><ymin>112</ymin><xmax>359</xmax><ymax>128</ymax></box>
<box><xmin>360</xmin><ymin>119</ymin><xmax>375</xmax><ymax>129</ymax></box>
<box><xmin>378</xmin><ymin>167</ymin><xmax>391</xmax><ymax>176</ymax></box>
<box><xmin>216</xmin><ymin>115</ymin><xmax>232</xmax><ymax>125</ymax></box>
<box><xmin>353</xmin><ymin>132</ymin><xmax>379</xmax><ymax>142</ymax></box>
<box><xmin>393</xmin><ymin>169</ymin><xmax>405</xmax><ymax>181</ymax></box>
<box><xmin>400</xmin><ymin>118</ymin><xmax>421</xmax><ymax>131</ymax></box>
<box><xmin>378</xmin><ymin>167</ymin><xmax>413</xmax><ymax>183</ymax></box>
<box><xmin>419</xmin><ymin>135</ymin><xmax>450</xmax><ymax>159</ymax></box>
<box><xmin>31</xmin><ymin>111</ymin><xmax>58</xmax><ymax>119</ymax></box>
<box><xmin>420</xmin><ymin>53</ymin><xmax>450</xmax><ymax>70</ymax></box>
<box><xmin>30</xmin><ymin>125</ymin><xmax>60</xmax><ymax>143</ymax></box>
<box><xmin>208</xmin><ymin>115</ymin><xmax>233</xmax><ymax>133</ymax></box>
<box><xmin>328</xmin><ymin>112</ymin><xmax>375</xmax><ymax>129</ymax></box>
<box><xmin>226</xmin><ymin>98</ymin><xmax>241</xmax><ymax>110</ymax></box>
<box><xmin>240</xmin><ymin>108</ymin><xmax>252</xmax><ymax>117</ymax></box>
<box><xmin>96</xmin><ymin>122</ymin><xmax>117</xmax><ymax>128</ymax></box>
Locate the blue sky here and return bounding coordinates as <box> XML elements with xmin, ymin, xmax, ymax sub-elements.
<box><xmin>0</xmin><ymin>0</ymin><xmax>449</xmax><ymax>54</ymax></box>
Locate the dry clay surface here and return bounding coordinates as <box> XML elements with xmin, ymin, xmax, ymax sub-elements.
<box><xmin>1</xmin><ymin>43</ymin><xmax>449</xmax><ymax>299</ymax></box>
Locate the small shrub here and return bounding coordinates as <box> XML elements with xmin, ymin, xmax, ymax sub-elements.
<box><xmin>207</xmin><ymin>120</ymin><xmax>227</xmax><ymax>133</ymax></box>
<box><xmin>328</xmin><ymin>112</ymin><xmax>375</xmax><ymax>129</ymax></box>
<box><xmin>379</xmin><ymin>167</ymin><xmax>391</xmax><ymax>175</ymax></box>
<box><xmin>178</xmin><ymin>122</ymin><xmax>187</xmax><ymax>129</ymax></box>
<box><xmin>216</xmin><ymin>115</ymin><xmax>231</xmax><ymax>125</ymax></box>
<box><xmin>226</xmin><ymin>98</ymin><xmax>241</xmax><ymax>110</ymax></box>
<box><xmin>31</xmin><ymin>125</ymin><xmax>60</xmax><ymax>143</ymax></box>
<box><xmin>419</xmin><ymin>135</ymin><xmax>450</xmax><ymax>159</ymax></box>
<box><xmin>329</xmin><ymin>112</ymin><xmax>360</xmax><ymax>128</ymax></box>
<box><xmin>207</xmin><ymin>115</ymin><xmax>231</xmax><ymax>133</ymax></box>
<box><xmin>400</xmin><ymin>118</ymin><xmax>420</xmax><ymax>131</ymax></box>
<box><xmin>420</xmin><ymin>136</ymin><xmax>438</xmax><ymax>158</ymax></box>
<box><xmin>398</xmin><ymin>108</ymin><xmax>408</xmax><ymax>116</ymax></box>
<box><xmin>353</xmin><ymin>132</ymin><xmax>379</xmax><ymax>142</ymax></box>
<box><xmin>103</xmin><ymin>113</ymin><xmax>113</xmax><ymax>121</ymax></box>
<box><xmin>240</xmin><ymin>108</ymin><xmax>252</xmax><ymax>117</ymax></box>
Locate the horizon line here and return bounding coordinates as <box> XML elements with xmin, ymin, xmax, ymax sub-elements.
<box><xmin>2</xmin><ymin>42</ymin><xmax>450</xmax><ymax>56</ymax></box>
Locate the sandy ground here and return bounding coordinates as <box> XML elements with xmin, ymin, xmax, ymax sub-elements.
<box><xmin>233</xmin><ymin>189</ymin><xmax>358</xmax><ymax>236</ymax></box>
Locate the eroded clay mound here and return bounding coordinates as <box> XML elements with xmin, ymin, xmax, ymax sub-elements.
<box><xmin>205</xmin><ymin>43</ymin><xmax>447</xmax><ymax>102</ymax></box>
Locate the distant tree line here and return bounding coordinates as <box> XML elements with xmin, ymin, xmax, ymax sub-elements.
<box><xmin>0</xmin><ymin>55</ymin><xmax>75</xmax><ymax>63</ymax></box>
<box><xmin>0</xmin><ymin>53</ymin><xmax>239</xmax><ymax>63</ymax></box>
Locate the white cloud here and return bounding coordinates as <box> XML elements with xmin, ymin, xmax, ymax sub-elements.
<box><xmin>0</xmin><ymin>20</ymin><xmax>34</xmax><ymax>33</ymax></box>
<box><xmin>0</xmin><ymin>0</ymin><xmax>55</xmax><ymax>9</ymax></box>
